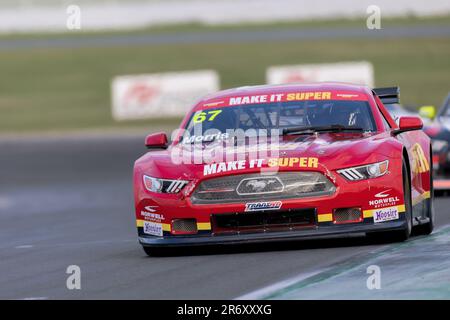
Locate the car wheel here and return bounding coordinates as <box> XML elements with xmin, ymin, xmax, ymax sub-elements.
<box><xmin>393</xmin><ymin>159</ymin><xmax>413</xmax><ymax>241</ymax></box>
<box><xmin>142</xmin><ymin>246</ymin><xmax>168</xmax><ymax>257</ymax></box>
<box><xmin>367</xmin><ymin>159</ymin><xmax>412</xmax><ymax>243</ymax></box>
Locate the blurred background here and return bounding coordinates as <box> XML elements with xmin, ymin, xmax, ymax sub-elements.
<box><xmin>0</xmin><ymin>0</ymin><xmax>449</xmax><ymax>135</ymax></box>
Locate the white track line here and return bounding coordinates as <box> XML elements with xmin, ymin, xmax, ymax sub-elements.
<box><xmin>236</xmin><ymin>223</ymin><xmax>450</xmax><ymax>300</ymax></box>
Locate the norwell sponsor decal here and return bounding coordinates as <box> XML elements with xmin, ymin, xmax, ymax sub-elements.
<box><xmin>369</xmin><ymin>196</ymin><xmax>400</xmax><ymax>209</ymax></box>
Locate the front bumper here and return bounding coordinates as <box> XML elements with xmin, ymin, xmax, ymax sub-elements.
<box><xmin>138</xmin><ymin>219</ymin><xmax>406</xmax><ymax>248</ymax></box>
<box><xmin>136</xmin><ymin>162</ymin><xmax>408</xmax><ymax>247</ymax></box>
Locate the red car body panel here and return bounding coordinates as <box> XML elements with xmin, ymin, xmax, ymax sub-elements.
<box><xmin>133</xmin><ymin>83</ymin><xmax>431</xmax><ymax>247</ymax></box>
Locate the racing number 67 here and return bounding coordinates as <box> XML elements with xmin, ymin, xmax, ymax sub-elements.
<box><xmin>193</xmin><ymin>110</ymin><xmax>222</xmax><ymax>123</ymax></box>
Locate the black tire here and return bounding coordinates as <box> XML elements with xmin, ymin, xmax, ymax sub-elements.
<box><xmin>377</xmin><ymin>159</ymin><xmax>413</xmax><ymax>242</ymax></box>
<box><xmin>142</xmin><ymin>246</ymin><xmax>169</xmax><ymax>257</ymax></box>
<box><xmin>414</xmin><ymin>149</ymin><xmax>434</xmax><ymax>235</ymax></box>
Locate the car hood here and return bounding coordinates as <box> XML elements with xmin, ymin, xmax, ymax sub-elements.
<box><xmin>135</xmin><ymin>132</ymin><xmax>398</xmax><ymax>180</ymax></box>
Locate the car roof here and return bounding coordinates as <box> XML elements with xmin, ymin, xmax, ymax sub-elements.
<box><xmin>194</xmin><ymin>82</ymin><xmax>372</xmax><ymax>111</ymax></box>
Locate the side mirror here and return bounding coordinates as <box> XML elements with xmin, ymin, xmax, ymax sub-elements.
<box><xmin>145</xmin><ymin>132</ymin><xmax>168</xmax><ymax>149</ymax></box>
<box><xmin>419</xmin><ymin>105</ymin><xmax>436</xmax><ymax>120</ymax></box>
<box><xmin>393</xmin><ymin>116</ymin><xmax>423</xmax><ymax>135</ymax></box>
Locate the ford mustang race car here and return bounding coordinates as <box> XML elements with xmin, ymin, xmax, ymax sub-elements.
<box><xmin>133</xmin><ymin>83</ymin><xmax>434</xmax><ymax>256</ymax></box>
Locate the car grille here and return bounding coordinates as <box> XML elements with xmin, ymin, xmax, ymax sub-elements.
<box><xmin>171</xmin><ymin>219</ymin><xmax>198</xmax><ymax>234</ymax></box>
<box><xmin>333</xmin><ymin>208</ymin><xmax>363</xmax><ymax>224</ymax></box>
<box><xmin>191</xmin><ymin>172</ymin><xmax>335</xmax><ymax>204</ymax></box>
<box><xmin>212</xmin><ymin>208</ymin><xmax>316</xmax><ymax>234</ymax></box>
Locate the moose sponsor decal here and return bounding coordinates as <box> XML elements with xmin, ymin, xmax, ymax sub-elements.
<box><xmin>143</xmin><ymin>221</ymin><xmax>163</xmax><ymax>237</ymax></box>
<box><xmin>373</xmin><ymin>206</ymin><xmax>399</xmax><ymax>223</ymax></box>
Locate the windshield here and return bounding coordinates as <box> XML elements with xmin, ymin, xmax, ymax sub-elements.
<box><xmin>184</xmin><ymin>100</ymin><xmax>376</xmax><ymax>136</ymax></box>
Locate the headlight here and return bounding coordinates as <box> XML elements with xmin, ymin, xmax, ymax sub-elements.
<box><xmin>143</xmin><ymin>175</ymin><xmax>188</xmax><ymax>193</ymax></box>
<box><xmin>432</xmin><ymin>139</ymin><xmax>448</xmax><ymax>153</ymax></box>
<box><xmin>337</xmin><ymin>160</ymin><xmax>389</xmax><ymax>181</ymax></box>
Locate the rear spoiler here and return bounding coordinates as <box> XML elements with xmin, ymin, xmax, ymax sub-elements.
<box><xmin>372</xmin><ymin>87</ymin><xmax>400</xmax><ymax>104</ymax></box>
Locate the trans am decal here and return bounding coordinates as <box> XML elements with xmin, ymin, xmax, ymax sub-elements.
<box><xmin>245</xmin><ymin>201</ymin><xmax>283</xmax><ymax>212</ymax></box>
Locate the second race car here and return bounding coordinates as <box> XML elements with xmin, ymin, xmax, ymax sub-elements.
<box><xmin>420</xmin><ymin>93</ymin><xmax>450</xmax><ymax>190</ymax></box>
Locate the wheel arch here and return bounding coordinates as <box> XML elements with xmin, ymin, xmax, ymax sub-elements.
<box><xmin>402</xmin><ymin>147</ymin><xmax>411</xmax><ymax>184</ymax></box>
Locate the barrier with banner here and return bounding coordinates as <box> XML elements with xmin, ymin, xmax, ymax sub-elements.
<box><xmin>266</xmin><ymin>61</ymin><xmax>374</xmax><ymax>87</ymax></box>
<box><xmin>112</xmin><ymin>70</ymin><xmax>220</xmax><ymax>120</ymax></box>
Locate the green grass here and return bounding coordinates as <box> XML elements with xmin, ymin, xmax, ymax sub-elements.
<box><xmin>0</xmin><ymin>17</ymin><xmax>449</xmax><ymax>134</ymax></box>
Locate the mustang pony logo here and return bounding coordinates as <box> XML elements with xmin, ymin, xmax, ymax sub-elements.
<box><xmin>244</xmin><ymin>179</ymin><xmax>278</xmax><ymax>192</ymax></box>
<box><xmin>237</xmin><ymin>177</ymin><xmax>284</xmax><ymax>195</ymax></box>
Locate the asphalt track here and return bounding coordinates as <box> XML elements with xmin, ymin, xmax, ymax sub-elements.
<box><xmin>1</xmin><ymin>25</ymin><xmax>450</xmax><ymax>50</ymax></box>
<box><xmin>0</xmin><ymin>134</ymin><xmax>450</xmax><ymax>300</ymax></box>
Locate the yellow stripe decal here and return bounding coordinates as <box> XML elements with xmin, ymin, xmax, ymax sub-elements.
<box><xmin>136</xmin><ymin>220</ymin><xmax>171</xmax><ymax>231</ymax></box>
<box><xmin>197</xmin><ymin>222</ymin><xmax>212</xmax><ymax>230</ymax></box>
<box><xmin>136</xmin><ymin>220</ymin><xmax>210</xmax><ymax>231</ymax></box>
<box><xmin>412</xmin><ymin>191</ymin><xmax>431</xmax><ymax>206</ymax></box>
<box><xmin>318</xmin><ymin>213</ymin><xmax>333</xmax><ymax>223</ymax></box>
<box><xmin>319</xmin><ymin>206</ymin><xmax>405</xmax><ymax>223</ymax></box>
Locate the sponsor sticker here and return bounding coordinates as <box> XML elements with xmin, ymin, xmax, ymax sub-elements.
<box><xmin>143</xmin><ymin>221</ymin><xmax>163</xmax><ymax>236</ymax></box>
<box><xmin>202</xmin><ymin>157</ymin><xmax>319</xmax><ymax>176</ymax></box>
<box><xmin>373</xmin><ymin>207</ymin><xmax>399</xmax><ymax>223</ymax></box>
<box><xmin>203</xmin><ymin>159</ymin><xmax>264</xmax><ymax>176</ymax></box>
<box><xmin>210</xmin><ymin>91</ymin><xmax>368</xmax><ymax>108</ymax></box>
<box><xmin>141</xmin><ymin>211</ymin><xmax>164</xmax><ymax>222</ymax></box>
<box><xmin>268</xmin><ymin>157</ymin><xmax>318</xmax><ymax>168</ymax></box>
<box><xmin>182</xmin><ymin>132</ymin><xmax>229</xmax><ymax>144</ymax></box>
<box><xmin>245</xmin><ymin>201</ymin><xmax>282</xmax><ymax>212</ymax></box>
<box><xmin>369</xmin><ymin>190</ymin><xmax>400</xmax><ymax>209</ymax></box>
<box><xmin>141</xmin><ymin>205</ymin><xmax>165</xmax><ymax>222</ymax></box>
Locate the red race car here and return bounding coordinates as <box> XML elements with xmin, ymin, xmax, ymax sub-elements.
<box><xmin>133</xmin><ymin>83</ymin><xmax>434</xmax><ymax>256</ymax></box>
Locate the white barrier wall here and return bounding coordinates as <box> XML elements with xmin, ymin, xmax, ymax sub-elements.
<box><xmin>111</xmin><ymin>70</ymin><xmax>220</xmax><ymax>121</ymax></box>
<box><xmin>266</xmin><ymin>61</ymin><xmax>374</xmax><ymax>87</ymax></box>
